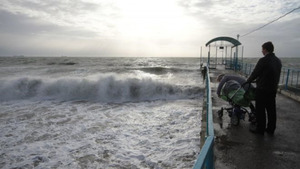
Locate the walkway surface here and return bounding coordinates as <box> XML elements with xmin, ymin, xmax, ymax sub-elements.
<box><xmin>209</xmin><ymin>65</ymin><xmax>300</xmax><ymax>169</ymax></box>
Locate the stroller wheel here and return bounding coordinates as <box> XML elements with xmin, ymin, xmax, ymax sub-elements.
<box><xmin>249</xmin><ymin>113</ymin><xmax>256</xmax><ymax>123</ymax></box>
<box><xmin>217</xmin><ymin>109</ymin><xmax>223</xmax><ymax>118</ymax></box>
<box><xmin>231</xmin><ymin>113</ymin><xmax>240</xmax><ymax>126</ymax></box>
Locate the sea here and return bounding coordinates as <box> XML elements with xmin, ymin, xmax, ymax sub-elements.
<box><xmin>0</xmin><ymin>57</ymin><xmax>204</xmax><ymax>169</ymax></box>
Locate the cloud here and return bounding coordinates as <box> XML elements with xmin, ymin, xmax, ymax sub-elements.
<box><xmin>0</xmin><ymin>9</ymin><xmax>115</xmax><ymax>56</ymax></box>
<box><xmin>0</xmin><ymin>0</ymin><xmax>120</xmax><ymax>36</ymax></box>
<box><xmin>0</xmin><ymin>10</ymin><xmax>61</xmax><ymax>35</ymax></box>
<box><xmin>0</xmin><ymin>0</ymin><xmax>299</xmax><ymax>57</ymax></box>
<box><xmin>176</xmin><ymin>0</ymin><xmax>300</xmax><ymax>57</ymax></box>
<box><xmin>0</xmin><ymin>0</ymin><xmax>124</xmax><ymax>56</ymax></box>
<box><xmin>243</xmin><ymin>16</ymin><xmax>300</xmax><ymax>57</ymax></box>
<box><xmin>179</xmin><ymin>0</ymin><xmax>300</xmax><ymax>23</ymax></box>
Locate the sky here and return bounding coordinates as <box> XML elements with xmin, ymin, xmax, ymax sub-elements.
<box><xmin>0</xmin><ymin>0</ymin><xmax>299</xmax><ymax>58</ymax></box>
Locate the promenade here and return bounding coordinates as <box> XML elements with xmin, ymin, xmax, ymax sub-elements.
<box><xmin>208</xmin><ymin>65</ymin><xmax>300</xmax><ymax>169</ymax></box>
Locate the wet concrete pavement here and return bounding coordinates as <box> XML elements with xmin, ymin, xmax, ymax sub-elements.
<box><xmin>208</xmin><ymin>65</ymin><xmax>300</xmax><ymax>169</ymax></box>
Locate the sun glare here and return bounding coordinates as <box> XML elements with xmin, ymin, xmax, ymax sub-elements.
<box><xmin>116</xmin><ymin>0</ymin><xmax>191</xmax><ymax>39</ymax></box>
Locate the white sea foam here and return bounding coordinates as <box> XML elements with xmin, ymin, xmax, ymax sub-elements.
<box><xmin>0</xmin><ymin>99</ymin><xmax>202</xmax><ymax>168</ymax></box>
<box><xmin>0</xmin><ymin>57</ymin><xmax>203</xmax><ymax>168</ymax></box>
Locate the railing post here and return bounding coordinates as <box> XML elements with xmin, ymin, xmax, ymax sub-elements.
<box><xmin>285</xmin><ymin>69</ymin><xmax>290</xmax><ymax>90</ymax></box>
<box><xmin>297</xmin><ymin>71</ymin><xmax>299</xmax><ymax>88</ymax></box>
<box><xmin>291</xmin><ymin>70</ymin><xmax>294</xmax><ymax>87</ymax></box>
<box><xmin>281</xmin><ymin>68</ymin><xmax>285</xmax><ymax>84</ymax></box>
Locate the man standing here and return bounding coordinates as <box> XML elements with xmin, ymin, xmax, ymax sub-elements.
<box><xmin>201</xmin><ymin>66</ymin><xmax>207</xmax><ymax>83</ymax></box>
<box><xmin>246</xmin><ymin>41</ymin><xmax>282</xmax><ymax>135</ymax></box>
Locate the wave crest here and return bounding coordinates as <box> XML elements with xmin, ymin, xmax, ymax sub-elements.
<box><xmin>0</xmin><ymin>75</ymin><xmax>202</xmax><ymax>102</ymax></box>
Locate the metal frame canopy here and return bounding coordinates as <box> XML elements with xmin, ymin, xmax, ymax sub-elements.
<box><xmin>205</xmin><ymin>36</ymin><xmax>241</xmax><ymax>47</ymax></box>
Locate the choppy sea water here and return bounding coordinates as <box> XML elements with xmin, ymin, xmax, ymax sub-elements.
<box><xmin>0</xmin><ymin>57</ymin><xmax>204</xmax><ymax>169</ymax></box>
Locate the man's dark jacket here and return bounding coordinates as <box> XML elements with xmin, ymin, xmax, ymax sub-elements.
<box><xmin>247</xmin><ymin>53</ymin><xmax>282</xmax><ymax>93</ymax></box>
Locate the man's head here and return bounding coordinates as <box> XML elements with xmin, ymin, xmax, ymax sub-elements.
<box><xmin>262</xmin><ymin>41</ymin><xmax>274</xmax><ymax>56</ymax></box>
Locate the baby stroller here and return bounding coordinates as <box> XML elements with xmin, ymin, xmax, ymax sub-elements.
<box><xmin>217</xmin><ymin>80</ymin><xmax>256</xmax><ymax>126</ymax></box>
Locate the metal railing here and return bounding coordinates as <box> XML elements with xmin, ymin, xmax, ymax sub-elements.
<box><xmin>280</xmin><ymin>67</ymin><xmax>300</xmax><ymax>92</ymax></box>
<box><xmin>239</xmin><ymin>62</ymin><xmax>300</xmax><ymax>93</ymax></box>
<box><xmin>193</xmin><ymin>67</ymin><xmax>214</xmax><ymax>169</ymax></box>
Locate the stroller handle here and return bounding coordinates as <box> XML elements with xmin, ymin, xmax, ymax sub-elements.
<box><xmin>229</xmin><ymin>86</ymin><xmax>243</xmax><ymax>101</ymax></box>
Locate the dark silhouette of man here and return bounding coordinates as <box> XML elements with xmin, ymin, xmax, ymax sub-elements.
<box><xmin>246</xmin><ymin>41</ymin><xmax>282</xmax><ymax>135</ymax></box>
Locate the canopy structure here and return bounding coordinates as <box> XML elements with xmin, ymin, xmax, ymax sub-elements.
<box><xmin>205</xmin><ymin>36</ymin><xmax>241</xmax><ymax>47</ymax></box>
<box><xmin>201</xmin><ymin>36</ymin><xmax>242</xmax><ymax>70</ymax></box>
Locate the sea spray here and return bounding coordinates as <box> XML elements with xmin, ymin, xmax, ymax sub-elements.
<box><xmin>0</xmin><ymin>74</ymin><xmax>202</xmax><ymax>102</ymax></box>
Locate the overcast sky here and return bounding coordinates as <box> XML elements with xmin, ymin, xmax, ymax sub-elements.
<box><xmin>0</xmin><ymin>0</ymin><xmax>299</xmax><ymax>57</ymax></box>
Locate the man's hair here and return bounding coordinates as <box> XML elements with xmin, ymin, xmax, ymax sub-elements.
<box><xmin>262</xmin><ymin>41</ymin><xmax>274</xmax><ymax>53</ymax></box>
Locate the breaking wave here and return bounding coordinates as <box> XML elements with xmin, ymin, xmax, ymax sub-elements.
<box><xmin>0</xmin><ymin>75</ymin><xmax>202</xmax><ymax>102</ymax></box>
<box><xmin>136</xmin><ymin>67</ymin><xmax>195</xmax><ymax>75</ymax></box>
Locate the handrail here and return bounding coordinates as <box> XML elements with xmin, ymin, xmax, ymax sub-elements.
<box><xmin>193</xmin><ymin>66</ymin><xmax>214</xmax><ymax>169</ymax></box>
<box><xmin>206</xmin><ymin>68</ymin><xmax>214</xmax><ymax>137</ymax></box>
<box><xmin>193</xmin><ymin>136</ymin><xmax>214</xmax><ymax>169</ymax></box>
<box><xmin>239</xmin><ymin>61</ymin><xmax>300</xmax><ymax>92</ymax></box>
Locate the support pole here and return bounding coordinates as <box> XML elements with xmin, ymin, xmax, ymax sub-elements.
<box><xmin>200</xmin><ymin>46</ymin><xmax>202</xmax><ymax>69</ymax></box>
<box><xmin>230</xmin><ymin>48</ymin><xmax>233</xmax><ymax>69</ymax></box>
<box><xmin>225</xmin><ymin>46</ymin><xmax>228</xmax><ymax>65</ymax></box>
<box><xmin>235</xmin><ymin>34</ymin><xmax>240</xmax><ymax>71</ymax></box>
<box><xmin>208</xmin><ymin>45</ymin><xmax>211</xmax><ymax>67</ymax></box>
<box><xmin>200</xmin><ymin>46</ymin><xmax>202</xmax><ymax>61</ymax></box>
<box><xmin>222</xmin><ymin>47</ymin><xmax>224</xmax><ymax>64</ymax></box>
<box><xmin>241</xmin><ymin>46</ymin><xmax>244</xmax><ymax>71</ymax></box>
<box><xmin>215</xmin><ymin>45</ymin><xmax>217</xmax><ymax>67</ymax></box>
<box><xmin>285</xmin><ymin>69</ymin><xmax>290</xmax><ymax>90</ymax></box>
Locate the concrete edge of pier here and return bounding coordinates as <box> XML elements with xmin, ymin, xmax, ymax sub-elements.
<box><xmin>278</xmin><ymin>88</ymin><xmax>300</xmax><ymax>103</ymax></box>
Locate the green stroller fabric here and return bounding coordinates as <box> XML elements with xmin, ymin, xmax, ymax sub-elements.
<box><xmin>220</xmin><ymin>80</ymin><xmax>255</xmax><ymax>107</ymax></box>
